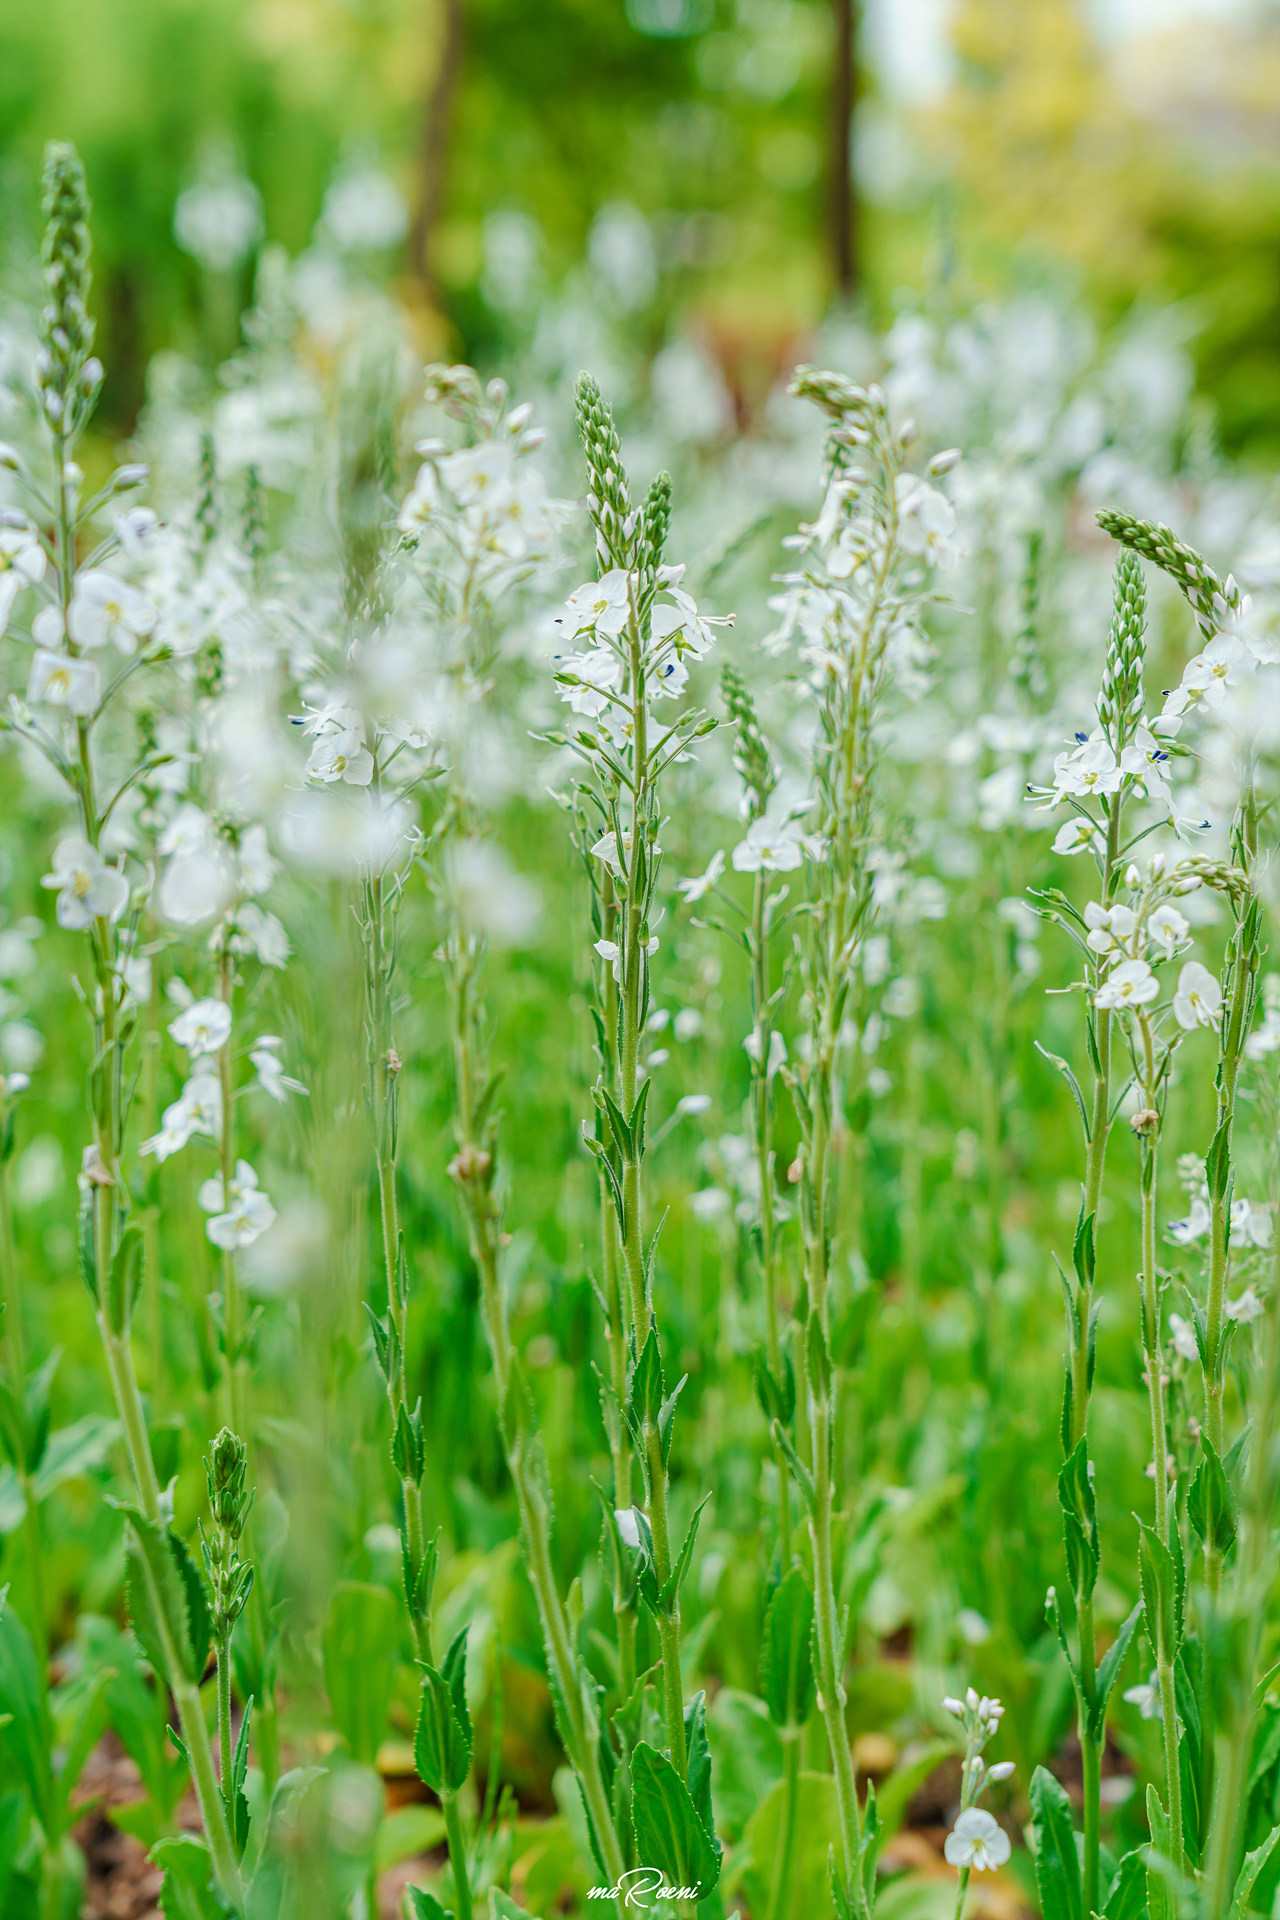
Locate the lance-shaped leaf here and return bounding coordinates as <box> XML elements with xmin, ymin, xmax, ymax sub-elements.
<box><xmin>628</xmin><ymin>1327</ymin><xmax>664</xmax><ymax>1432</ymax></box>
<box><xmin>1229</xmin><ymin>1819</ymin><xmax>1280</xmax><ymax>1920</ymax></box>
<box><xmin>1036</xmin><ymin>1041</ymin><xmax>1091</xmax><ymax>1140</ymax></box>
<box><xmin>414</xmin><ymin>1625</ymin><xmax>473</xmax><ymax>1796</ymax></box>
<box><xmin>106</xmin><ymin>1223</ymin><xmax>144</xmax><ymax>1339</ymax></box>
<box><xmin>152</xmin><ymin>1833</ymin><xmax>228</xmax><ymax>1919</ymax></box>
<box><xmin>1188</xmin><ymin>1434</ymin><xmax>1238</xmax><ymax>1557</ymax></box>
<box><xmin>118</xmin><ymin>1504</ymin><xmax>212</xmax><ymax>1686</ymax></box>
<box><xmin>405</xmin><ymin>1889</ymin><xmax>452</xmax><ymax>1920</ymax></box>
<box><xmin>684</xmin><ymin>1690</ymin><xmax>715</xmax><ymax>1838</ymax></box>
<box><xmin>1089</xmin><ymin>1600</ymin><xmax>1143</xmax><ymax>1742</ymax></box>
<box><xmin>630</xmin><ymin>1740</ymin><xmax>721</xmax><ymax>1894</ymax></box>
<box><xmin>1137</xmin><ymin>1521</ymin><xmax>1183</xmax><ymax>1660</ymax></box>
<box><xmin>1100</xmin><ymin>1847</ymin><xmax>1147</xmax><ymax>1919</ymax></box>
<box><xmin>657</xmin><ymin>1493</ymin><xmax>711</xmax><ymax>1616</ymax></box>
<box><xmin>0</xmin><ymin>1589</ymin><xmax>56</xmax><ymax>1838</ymax></box>
<box><xmin>1030</xmin><ymin>1764</ymin><xmax>1082</xmax><ymax>1920</ymax></box>
<box><xmin>760</xmin><ymin>1565</ymin><xmax>815</xmax><ymax>1731</ymax></box>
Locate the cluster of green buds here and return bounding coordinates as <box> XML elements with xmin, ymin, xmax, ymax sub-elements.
<box><xmin>721</xmin><ymin>659</ymin><xmax>776</xmax><ymax>824</ymax></box>
<box><xmin>35</xmin><ymin>142</ymin><xmax>102</xmax><ymax>441</ymax></box>
<box><xmin>200</xmin><ymin>1427</ymin><xmax>255</xmax><ymax>1640</ymax></box>
<box><xmin>1096</xmin><ymin>507</ymin><xmax>1243</xmax><ymax>633</ymax></box>
<box><xmin>1096</xmin><ymin>549</ymin><xmax>1147</xmax><ymax>750</ymax></box>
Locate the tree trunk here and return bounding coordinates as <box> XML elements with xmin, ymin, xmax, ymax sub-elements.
<box><xmin>409</xmin><ymin>0</ymin><xmax>467</xmax><ymax>294</ymax></box>
<box><xmin>830</xmin><ymin>0</ymin><xmax>858</xmax><ymax>300</ymax></box>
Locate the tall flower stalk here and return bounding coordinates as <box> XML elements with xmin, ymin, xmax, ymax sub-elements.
<box><xmin>767</xmin><ymin>370</ymin><xmax>961</xmax><ymax>1918</ymax></box>
<box><xmin>0</xmin><ymin>142</ymin><xmax>244</xmax><ymax>1907</ymax></box>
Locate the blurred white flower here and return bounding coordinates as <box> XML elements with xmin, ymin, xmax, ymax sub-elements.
<box><xmin>0</xmin><ymin>525</ymin><xmax>45</xmax><ymax>625</ymax></box>
<box><xmin>676</xmin><ymin>850</ymin><xmax>725</xmax><ymax>902</ymax></box>
<box><xmin>141</xmin><ymin>1073</ymin><xmax>222</xmax><ymax>1161</ymax></box>
<box><xmin>67</xmin><ymin>571</ymin><xmax>157</xmax><ymax>655</ymax></box>
<box><xmin>743</xmin><ymin>1027</ymin><xmax>787</xmax><ymax>1077</ymax></box>
<box><xmin>1226</xmin><ymin>1286</ymin><xmax>1265</xmax><ymax>1324</ymax></box>
<box><xmin>27</xmin><ymin>648</ymin><xmax>99</xmax><ymax>716</ymax></box>
<box><xmin>1168</xmin><ymin>1313</ymin><xmax>1199</xmax><ymax>1360</ymax></box>
<box><xmin>169</xmin><ymin>997</ymin><xmax>232</xmax><ymax>1059</ymax></box>
<box><xmin>1230</xmin><ymin>1199</ymin><xmax>1272</xmax><ymax>1249</ymax></box>
<box><xmin>1123</xmin><ymin>1671</ymin><xmax>1161</xmax><ymax>1720</ymax></box>
<box><xmin>174</xmin><ymin>174</ymin><xmax>263</xmax><ymax>272</ymax></box>
<box><xmin>445</xmin><ymin>838</ymin><xmax>541</xmax><ymax>947</ymax></box>
<box><xmin>1168</xmin><ymin>1200</ymin><xmax>1211</xmax><ymax>1245</ymax></box>
<box><xmin>41</xmin><ymin>839</ymin><xmax>129</xmax><ymax>931</ymax></box>
<box><xmin>321</xmin><ymin>167</ymin><xmax>408</xmax><ymax>252</ymax></box>
<box><xmin>895</xmin><ymin>473</ymin><xmax>960</xmax><ymax>570</ymax></box>
<box><xmin>199</xmin><ymin>1159</ymin><xmax>276</xmax><ymax>1249</ymax></box>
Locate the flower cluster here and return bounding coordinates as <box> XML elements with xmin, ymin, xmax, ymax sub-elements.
<box><xmin>940</xmin><ymin>1688</ymin><xmax>1014</xmax><ymax>1872</ymax></box>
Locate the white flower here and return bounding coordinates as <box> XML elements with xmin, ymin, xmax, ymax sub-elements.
<box><xmin>168</xmin><ymin>997</ymin><xmax>232</xmax><ymax>1059</ymax></box>
<box><xmin>1230</xmin><ymin>1199</ymin><xmax>1272</xmax><ymax>1249</ymax></box>
<box><xmin>943</xmin><ymin>1808</ymin><xmax>1010</xmax><ymax>1872</ymax></box>
<box><xmin>67</xmin><ymin>571</ymin><xmax>157</xmax><ymax>655</ymax></box>
<box><xmin>27</xmin><ymin>648</ymin><xmax>100</xmax><ymax>716</ymax></box>
<box><xmin>1146</xmin><ymin>904</ymin><xmax>1190</xmax><ymax>959</ymax></box>
<box><xmin>732</xmin><ymin>814</ymin><xmax>818</xmax><ymax>874</ymax></box>
<box><xmin>1123</xmin><ymin>1671</ymin><xmax>1162</xmax><ymax>1720</ymax></box>
<box><xmin>249</xmin><ymin>1036</ymin><xmax>308</xmax><ymax>1103</ymax></box>
<box><xmin>676</xmin><ymin>850</ymin><xmax>725</xmax><ymax>903</ymax></box>
<box><xmin>1094</xmin><ymin>958</ymin><xmax>1158</xmax><ymax>1011</ymax></box>
<box><xmin>40</xmin><ymin>838</ymin><xmax>130</xmax><ymax>931</ymax></box>
<box><xmin>1168</xmin><ymin>1313</ymin><xmax>1199</xmax><ymax>1360</ymax></box>
<box><xmin>559</xmin><ymin>570</ymin><xmax>632</xmax><ymax>640</ymax></box>
<box><xmin>1173</xmin><ymin>961</ymin><xmax>1221</xmax><ymax>1031</ymax></box>
<box><xmin>199</xmin><ymin>1158</ymin><xmax>276</xmax><ymax>1249</ymax></box>
<box><xmin>590</xmin><ymin>830</ymin><xmax>632</xmax><ymax>876</ymax></box>
<box><xmin>673</xmin><ymin>1008</ymin><xmax>703</xmax><ymax>1041</ymax></box>
<box><xmin>555</xmin><ymin>644</ymin><xmax>624</xmax><ymax>716</ymax></box>
<box><xmin>307</xmin><ymin>724</ymin><xmax>374</xmax><ymax>786</ymax></box>
<box><xmin>676</xmin><ymin>1093</ymin><xmax>712</xmax><ymax>1116</ymax></box>
<box><xmin>229</xmin><ymin>904</ymin><xmax>290</xmax><ymax>969</ymax></box>
<box><xmin>0</xmin><ymin>525</ymin><xmax>46</xmax><ymax>626</ymax></box>
<box><xmin>1226</xmin><ymin>1286</ymin><xmax>1265</xmax><ymax>1324</ymax></box>
<box><xmin>1163</xmin><ymin>634</ymin><xmax>1250</xmax><ymax>719</ymax></box>
<box><xmin>650</xmin><ymin>586</ymin><xmax>733</xmax><ymax>659</ymax></box>
<box><xmin>141</xmin><ymin>1073</ymin><xmax>222</xmax><ymax>1161</ymax></box>
<box><xmin>1052</xmin><ymin>818</ymin><xmax>1094</xmax><ymax>856</ymax></box>
<box><xmin>895</xmin><ymin>474</ymin><xmax>960</xmax><ymax>570</ymax></box>
<box><xmin>1168</xmin><ymin>1199</ymin><xmax>1211</xmax><ymax>1245</ymax></box>
<box><xmin>1084</xmin><ymin>901</ymin><xmax>1137</xmax><ymax>956</ymax></box>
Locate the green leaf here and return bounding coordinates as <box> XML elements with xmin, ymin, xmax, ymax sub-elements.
<box><xmin>1188</xmin><ymin>1434</ymin><xmax>1238</xmax><ymax>1557</ymax></box>
<box><xmin>1230</xmin><ymin>1818</ymin><xmax>1280</xmax><ymax>1919</ymax></box>
<box><xmin>630</xmin><ymin>1739</ymin><xmax>721</xmax><ymax>1896</ymax></box>
<box><xmin>1205</xmin><ymin>1116</ymin><xmax>1232</xmax><ymax>1203</ymax></box>
<box><xmin>1145</xmin><ymin>1785</ymin><xmax>1176</xmax><ymax>1920</ymax></box>
<box><xmin>1035</xmin><ymin>1041</ymin><xmax>1091</xmax><ymax>1140</ymax></box>
<box><xmin>228</xmin><ymin>1695</ymin><xmax>253</xmax><ymax>1859</ymax></box>
<box><xmin>30</xmin><ymin>1415</ymin><xmax>119</xmax><ymax>1502</ymax></box>
<box><xmin>1099</xmin><ymin>1848</ymin><xmax>1146</xmax><ymax>1919</ymax></box>
<box><xmin>0</xmin><ymin>1588</ymin><xmax>56</xmax><ymax>1837</ymax></box>
<box><xmin>628</xmin><ymin>1328</ymin><xmax>664</xmax><ymax>1430</ymax></box>
<box><xmin>1030</xmin><ymin>1764</ymin><xmax>1082</xmax><ymax>1920</ymax></box>
<box><xmin>658</xmin><ymin>1492</ymin><xmax>711</xmax><ymax>1615</ymax></box>
<box><xmin>1089</xmin><ymin>1601</ymin><xmax>1143</xmax><ymax>1741</ymax></box>
<box><xmin>683</xmin><ymin>1690</ymin><xmax>714</xmax><ymax>1838</ymax></box>
<box><xmin>489</xmin><ymin>1892</ymin><xmax>531</xmax><ymax>1919</ymax></box>
<box><xmin>414</xmin><ymin>1631</ymin><xmax>473</xmax><ymax>1796</ymax></box>
<box><xmin>119</xmin><ymin>1504</ymin><xmax>208</xmax><ymax>1685</ymax></box>
<box><xmin>322</xmin><ymin>1582</ymin><xmax>397</xmax><ymax>1769</ymax></box>
<box><xmin>405</xmin><ymin>1889</ymin><xmax>453</xmax><ymax>1920</ymax></box>
<box><xmin>152</xmin><ymin>1834</ymin><xmax>230</xmax><ymax>1919</ymax></box>
<box><xmin>760</xmin><ymin>1566</ymin><xmax>815</xmax><ymax>1731</ymax></box>
<box><xmin>1137</xmin><ymin>1521</ymin><xmax>1183</xmax><ymax>1660</ymax></box>
<box><xmin>106</xmin><ymin>1224</ymin><xmax>145</xmax><ymax>1337</ymax></box>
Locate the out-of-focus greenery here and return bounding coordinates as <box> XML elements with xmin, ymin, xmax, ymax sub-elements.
<box><xmin>1</xmin><ymin>0</ymin><xmax>1277</xmax><ymax>450</ymax></box>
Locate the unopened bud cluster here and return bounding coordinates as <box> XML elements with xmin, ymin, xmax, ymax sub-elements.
<box><xmin>36</xmin><ymin>142</ymin><xmax>101</xmax><ymax>439</ymax></box>
<box><xmin>201</xmin><ymin>1427</ymin><xmax>255</xmax><ymax>1638</ymax></box>
<box><xmin>1095</xmin><ymin>508</ymin><xmax>1238</xmax><ymax>636</ymax></box>
<box><xmin>575</xmin><ymin>371</ymin><xmax>635</xmax><ymax>567</ymax></box>
<box><xmin>1097</xmin><ymin>551</ymin><xmax>1147</xmax><ymax>748</ymax></box>
<box><xmin>721</xmin><ymin>659</ymin><xmax>775</xmax><ymax>823</ymax></box>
